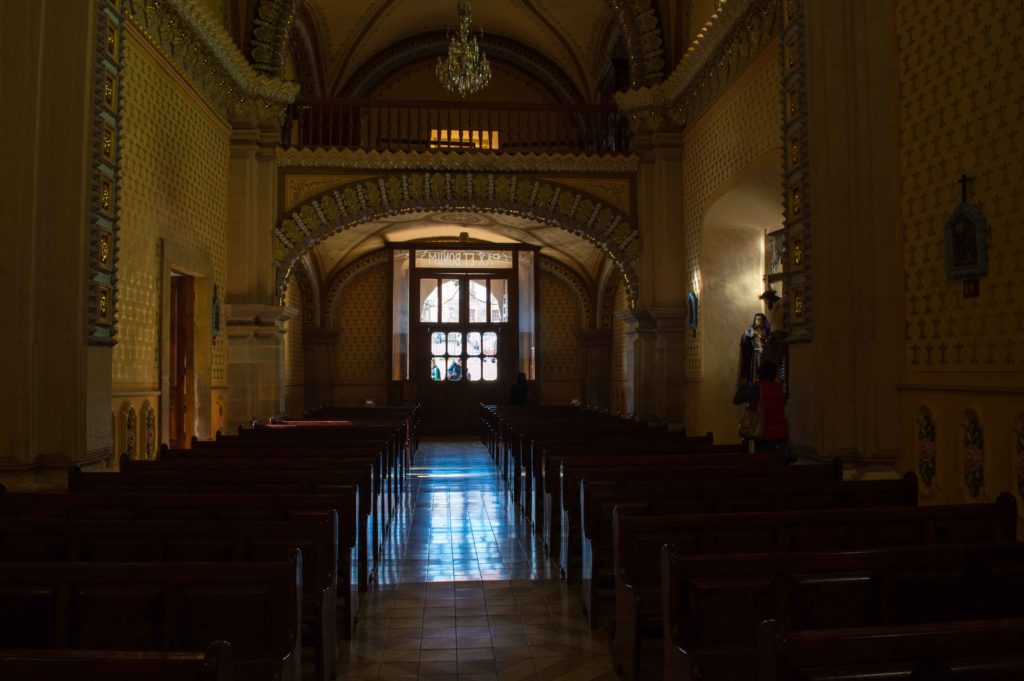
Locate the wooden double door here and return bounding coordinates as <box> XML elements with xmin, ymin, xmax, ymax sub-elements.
<box><xmin>412</xmin><ymin>272</ymin><xmax>516</xmax><ymax>434</ymax></box>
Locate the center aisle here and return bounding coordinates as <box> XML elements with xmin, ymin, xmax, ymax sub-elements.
<box><xmin>338</xmin><ymin>437</ymin><xmax>618</xmax><ymax>680</ymax></box>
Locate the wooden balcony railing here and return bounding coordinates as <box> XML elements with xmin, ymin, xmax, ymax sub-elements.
<box><xmin>283</xmin><ymin>98</ymin><xmax>631</xmax><ymax>155</ymax></box>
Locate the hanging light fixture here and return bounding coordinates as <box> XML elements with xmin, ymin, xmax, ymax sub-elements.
<box><xmin>436</xmin><ymin>0</ymin><xmax>491</xmax><ymax>97</ymax></box>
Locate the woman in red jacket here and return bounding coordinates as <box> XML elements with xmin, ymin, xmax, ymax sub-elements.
<box><xmin>732</xmin><ymin>360</ymin><xmax>788</xmax><ymax>454</ymax></box>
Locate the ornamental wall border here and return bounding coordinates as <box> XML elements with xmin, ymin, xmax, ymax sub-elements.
<box><xmin>276</xmin><ymin>148</ymin><xmax>641</xmax><ymax>174</ymax></box>
<box><xmin>615</xmin><ymin>0</ymin><xmax>780</xmax><ymax>130</ymax></box>
<box><xmin>124</xmin><ymin>0</ymin><xmax>299</xmax><ymax>127</ymax></box>
<box><xmin>275</xmin><ymin>172</ymin><xmax>640</xmax><ymax>308</ymax></box>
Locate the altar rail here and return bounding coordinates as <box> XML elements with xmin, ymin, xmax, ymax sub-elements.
<box><xmin>283</xmin><ymin>98</ymin><xmax>631</xmax><ymax>155</ymax></box>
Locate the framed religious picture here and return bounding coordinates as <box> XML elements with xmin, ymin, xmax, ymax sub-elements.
<box><xmin>944</xmin><ymin>202</ymin><xmax>987</xmax><ymax>279</ymax></box>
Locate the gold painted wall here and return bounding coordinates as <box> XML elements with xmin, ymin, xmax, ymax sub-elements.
<box><xmin>680</xmin><ymin>46</ymin><xmax>782</xmax><ymax>435</ymax></box>
<box><xmin>894</xmin><ymin>0</ymin><xmax>1024</xmax><ymax>524</ymax></box>
<box><xmin>610</xmin><ymin>284</ymin><xmax>630</xmax><ymax>415</ymax></box>
<box><xmin>284</xmin><ymin>275</ymin><xmax>305</xmax><ymax>415</ymax></box>
<box><xmin>538</xmin><ymin>272</ymin><xmax>583</xmax><ymax>405</ymax></box>
<box><xmin>113</xmin><ymin>34</ymin><xmax>229</xmax><ymax>443</ymax></box>
<box><xmin>333</xmin><ymin>263</ymin><xmax>390</xmax><ymax>406</ymax></box>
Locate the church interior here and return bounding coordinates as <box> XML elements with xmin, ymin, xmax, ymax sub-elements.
<box><xmin>2</xmin><ymin>0</ymin><xmax>1023</xmax><ymax>679</ymax></box>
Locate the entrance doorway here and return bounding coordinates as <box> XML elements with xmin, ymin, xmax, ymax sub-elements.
<box><xmin>402</xmin><ymin>245</ymin><xmax>534</xmax><ymax>434</ymax></box>
<box><xmin>168</xmin><ymin>272</ymin><xmax>195</xmax><ymax>448</ymax></box>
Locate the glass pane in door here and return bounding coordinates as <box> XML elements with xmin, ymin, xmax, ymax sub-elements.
<box><xmin>431</xmin><ymin>357</ymin><xmax>446</xmax><ymax>381</ymax></box>
<box><xmin>447</xmin><ymin>358</ymin><xmax>464</xmax><ymax>381</ymax></box>
<box><xmin>469</xmin><ymin>279</ymin><xmax>488</xmax><ymax>322</ymax></box>
<box><xmin>441</xmin><ymin>279</ymin><xmax>460</xmax><ymax>323</ymax></box>
<box><xmin>466</xmin><ymin>357</ymin><xmax>482</xmax><ymax>381</ymax></box>
<box><xmin>447</xmin><ymin>332</ymin><xmax>463</xmax><ymax>355</ymax></box>
<box><xmin>482</xmin><ymin>332</ymin><xmax>498</xmax><ymax>356</ymax></box>
<box><xmin>466</xmin><ymin>332</ymin><xmax>481</xmax><ymax>355</ymax></box>
<box><xmin>490</xmin><ymin>279</ymin><xmax>509</xmax><ymax>322</ymax></box>
<box><xmin>482</xmin><ymin>357</ymin><xmax>498</xmax><ymax>381</ymax></box>
<box><xmin>431</xmin><ymin>332</ymin><xmax>446</xmax><ymax>355</ymax></box>
<box><xmin>420</xmin><ymin>279</ymin><xmax>438</xmax><ymax>322</ymax></box>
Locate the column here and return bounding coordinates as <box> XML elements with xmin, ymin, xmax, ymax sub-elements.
<box><xmin>579</xmin><ymin>329</ymin><xmax>611</xmax><ymax>410</ymax></box>
<box><xmin>224</xmin><ymin>304</ymin><xmax>296</xmax><ymax>433</ymax></box>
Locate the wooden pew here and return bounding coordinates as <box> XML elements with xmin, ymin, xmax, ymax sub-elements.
<box><xmin>611</xmin><ymin>495</ymin><xmax>1017</xmax><ymax>679</ymax></box>
<box><xmin>127</xmin><ymin>451</ymin><xmax>390</xmax><ymax>566</ymax></box>
<box><xmin>0</xmin><ymin>641</ymin><xmax>234</xmax><ymax>681</ymax></box>
<box><xmin>559</xmin><ymin>459</ymin><xmax>839</xmax><ymax>582</ymax></box>
<box><xmin>0</xmin><ymin>490</ymin><xmax>361</xmax><ymax>625</ymax></box>
<box><xmin>0</xmin><ymin>552</ymin><xmax>303</xmax><ymax>681</ymax></box>
<box><xmin>68</xmin><ymin>464</ymin><xmax>377</xmax><ymax>592</ymax></box>
<box><xmin>0</xmin><ymin>514</ymin><xmax>341</xmax><ymax>681</ymax></box>
<box><xmin>757</xmin><ymin>618</ymin><xmax>1024</xmax><ymax>681</ymax></box>
<box><xmin>580</xmin><ymin>473</ymin><xmax>918</xmax><ymax>632</ymax></box>
<box><xmin>660</xmin><ymin>542</ymin><xmax>1024</xmax><ymax>681</ymax></box>
<box><xmin>542</xmin><ymin>449</ymin><xmax>779</xmax><ymax>564</ymax></box>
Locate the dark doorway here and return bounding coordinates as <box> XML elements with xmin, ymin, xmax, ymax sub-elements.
<box><xmin>168</xmin><ymin>272</ymin><xmax>195</xmax><ymax>449</ymax></box>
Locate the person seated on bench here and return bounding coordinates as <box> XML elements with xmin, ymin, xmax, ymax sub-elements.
<box><xmin>733</xmin><ymin>360</ymin><xmax>788</xmax><ymax>455</ymax></box>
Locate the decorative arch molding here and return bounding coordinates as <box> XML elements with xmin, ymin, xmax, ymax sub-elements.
<box><xmin>538</xmin><ymin>256</ymin><xmax>596</xmax><ymax>330</ymax></box>
<box><xmin>249</xmin><ymin>0</ymin><xmax>301</xmax><ymax>76</ymax></box>
<box><xmin>321</xmin><ymin>251</ymin><xmax>391</xmax><ymax>329</ymax></box>
<box><xmin>336</xmin><ymin>32</ymin><xmax>586</xmax><ymax>104</ymax></box>
<box><xmin>274</xmin><ymin>172</ymin><xmax>640</xmax><ymax>306</ymax></box>
<box><xmin>608</xmin><ymin>0</ymin><xmax>667</xmax><ymax>87</ymax></box>
<box><xmin>288</xmin><ymin>10</ymin><xmax>326</xmax><ymax>97</ymax></box>
<box><xmin>289</xmin><ymin>255</ymin><xmax>321</xmax><ymax>327</ymax></box>
<box><xmin>597</xmin><ymin>260</ymin><xmax>622</xmax><ymax>329</ymax></box>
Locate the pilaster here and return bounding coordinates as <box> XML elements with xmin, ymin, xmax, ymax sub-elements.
<box><xmin>303</xmin><ymin>326</ymin><xmax>339</xmax><ymax>412</ymax></box>
<box><xmin>227</xmin><ymin>127</ymin><xmax>281</xmax><ymax>305</ymax></box>
<box><xmin>633</xmin><ymin>131</ymin><xmax>686</xmax><ymax>309</ymax></box>
<box><xmin>579</xmin><ymin>329</ymin><xmax>612</xmax><ymax>410</ymax></box>
<box><xmin>225</xmin><ymin>304</ymin><xmax>295</xmax><ymax>433</ymax></box>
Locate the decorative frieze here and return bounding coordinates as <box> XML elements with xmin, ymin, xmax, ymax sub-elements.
<box><xmin>88</xmin><ymin>0</ymin><xmax>124</xmax><ymax>345</ymax></box>
<box><xmin>276</xmin><ymin>148</ymin><xmax>641</xmax><ymax>174</ymax></box>
<box><xmin>249</xmin><ymin>0</ymin><xmax>300</xmax><ymax>76</ymax></box>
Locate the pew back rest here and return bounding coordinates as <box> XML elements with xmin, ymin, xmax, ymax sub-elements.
<box><xmin>662</xmin><ymin>542</ymin><xmax>1024</xmax><ymax>651</ymax></box>
<box><xmin>758</xmin><ymin>618</ymin><xmax>1024</xmax><ymax>681</ymax></box>
<box><xmin>0</xmin><ymin>641</ymin><xmax>234</xmax><ymax>681</ymax></box>
<box><xmin>0</xmin><ymin>552</ymin><xmax>302</xmax><ymax>660</ymax></box>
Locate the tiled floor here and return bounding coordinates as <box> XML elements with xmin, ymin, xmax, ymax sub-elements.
<box><xmin>338</xmin><ymin>438</ymin><xmax>618</xmax><ymax>680</ymax></box>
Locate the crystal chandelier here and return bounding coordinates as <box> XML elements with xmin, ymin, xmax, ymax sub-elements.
<box><xmin>436</xmin><ymin>0</ymin><xmax>491</xmax><ymax>97</ymax></box>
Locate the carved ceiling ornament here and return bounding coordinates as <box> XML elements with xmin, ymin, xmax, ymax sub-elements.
<box><xmin>615</xmin><ymin>0</ymin><xmax>780</xmax><ymax>131</ymax></box>
<box><xmin>276</xmin><ymin>147</ymin><xmax>641</xmax><ymax>174</ymax></box>
<box><xmin>124</xmin><ymin>0</ymin><xmax>299</xmax><ymax>127</ymax></box>
<box><xmin>607</xmin><ymin>0</ymin><xmax>667</xmax><ymax>87</ymax></box>
<box><xmin>274</xmin><ymin>171</ymin><xmax>640</xmax><ymax>308</ymax></box>
<box><xmin>249</xmin><ymin>0</ymin><xmax>300</xmax><ymax>76</ymax></box>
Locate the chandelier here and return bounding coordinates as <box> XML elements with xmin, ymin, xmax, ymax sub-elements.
<box><xmin>436</xmin><ymin>0</ymin><xmax>491</xmax><ymax>97</ymax></box>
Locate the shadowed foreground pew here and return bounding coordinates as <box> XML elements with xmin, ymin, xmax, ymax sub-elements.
<box><xmin>0</xmin><ymin>641</ymin><xmax>233</xmax><ymax>681</ymax></box>
<box><xmin>757</xmin><ymin>618</ymin><xmax>1024</xmax><ymax>681</ymax></box>
<box><xmin>0</xmin><ymin>514</ymin><xmax>341</xmax><ymax>681</ymax></box>
<box><xmin>611</xmin><ymin>494</ymin><xmax>1018</xmax><ymax>679</ymax></box>
<box><xmin>0</xmin><ymin>552</ymin><xmax>302</xmax><ymax>681</ymax></box>
<box><xmin>660</xmin><ymin>542</ymin><xmax>1024</xmax><ymax>681</ymax></box>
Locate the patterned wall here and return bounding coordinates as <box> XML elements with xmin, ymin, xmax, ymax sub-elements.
<box><xmin>682</xmin><ymin>52</ymin><xmax>782</xmax><ymax>379</ymax></box>
<box><xmin>610</xmin><ymin>283</ymin><xmax>629</xmax><ymax>415</ymax></box>
<box><xmin>334</xmin><ymin>262</ymin><xmax>390</xmax><ymax>399</ymax></box>
<box><xmin>539</xmin><ymin>272</ymin><xmax>583</xmax><ymax>404</ymax></box>
<box><xmin>284</xmin><ymin>274</ymin><xmax>305</xmax><ymax>414</ymax></box>
<box><xmin>114</xmin><ymin>37</ymin><xmax>229</xmax><ymax>388</ymax></box>
<box><xmin>897</xmin><ymin>0</ymin><xmax>1023</xmax><ymax>372</ymax></box>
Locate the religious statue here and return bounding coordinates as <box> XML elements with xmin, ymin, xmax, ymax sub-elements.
<box><xmin>738</xmin><ymin>312</ymin><xmax>770</xmax><ymax>386</ymax></box>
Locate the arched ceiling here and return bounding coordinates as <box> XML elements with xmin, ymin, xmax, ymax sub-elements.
<box><xmin>312</xmin><ymin>211</ymin><xmax>608</xmax><ymax>287</ymax></box>
<box><xmin>301</xmin><ymin>0</ymin><xmax>618</xmax><ymax>100</ymax></box>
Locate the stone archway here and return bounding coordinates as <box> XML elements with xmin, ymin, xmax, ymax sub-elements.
<box><xmin>274</xmin><ymin>171</ymin><xmax>640</xmax><ymax>305</ymax></box>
